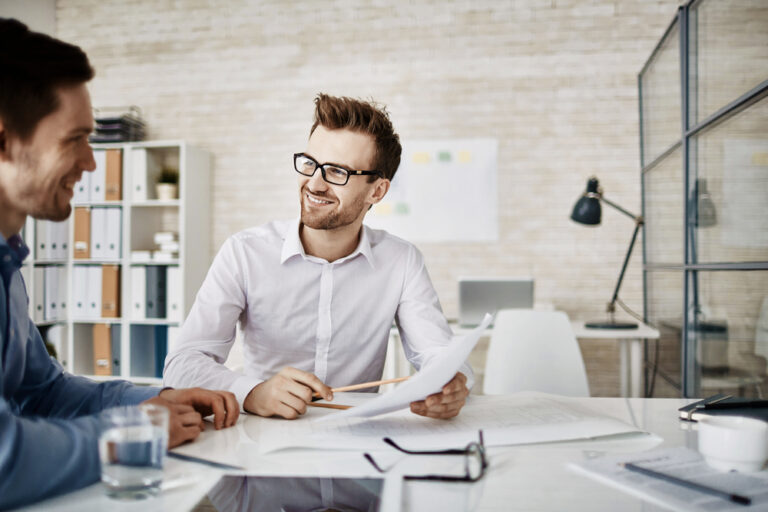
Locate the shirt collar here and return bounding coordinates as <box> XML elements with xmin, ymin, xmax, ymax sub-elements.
<box><xmin>0</xmin><ymin>231</ymin><xmax>30</xmax><ymax>272</ymax></box>
<box><xmin>280</xmin><ymin>218</ymin><xmax>376</xmax><ymax>268</ymax></box>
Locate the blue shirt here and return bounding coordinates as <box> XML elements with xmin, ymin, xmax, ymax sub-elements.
<box><xmin>0</xmin><ymin>233</ymin><xmax>159</xmax><ymax>509</ymax></box>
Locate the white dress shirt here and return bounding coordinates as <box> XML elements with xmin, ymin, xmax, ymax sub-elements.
<box><xmin>163</xmin><ymin>219</ymin><xmax>474</xmax><ymax>407</ymax></box>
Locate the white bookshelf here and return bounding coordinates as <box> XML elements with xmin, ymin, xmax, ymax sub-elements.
<box><xmin>23</xmin><ymin>140</ymin><xmax>211</xmax><ymax>385</ymax></box>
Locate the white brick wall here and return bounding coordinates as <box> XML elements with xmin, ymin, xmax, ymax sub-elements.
<box><xmin>56</xmin><ymin>0</ymin><xmax>684</xmax><ymax>396</ymax></box>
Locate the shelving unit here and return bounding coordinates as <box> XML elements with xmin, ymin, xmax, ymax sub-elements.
<box><xmin>23</xmin><ymin>140</ymin><xmax>211</xmax><ymax>385</ymax></box>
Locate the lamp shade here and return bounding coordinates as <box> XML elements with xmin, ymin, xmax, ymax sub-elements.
<box><xmin>571</xmin><ymin>177</ymin><xmax>601</xmax><ymax>225</ymax></box>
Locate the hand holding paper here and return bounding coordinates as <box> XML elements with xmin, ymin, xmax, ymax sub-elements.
<box><xmin>317</xmin><ymin>313</ymin><xmax>492</xmax><ymax>422</ymax></box>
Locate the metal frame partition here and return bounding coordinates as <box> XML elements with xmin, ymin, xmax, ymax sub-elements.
<box><xmin>639</xmin><ymin>0</ymin><xmax>768</xmax><ymax>398</ymax></box>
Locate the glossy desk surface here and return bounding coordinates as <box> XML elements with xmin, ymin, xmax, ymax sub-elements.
<box><xmin>21</xmin><ymin>396</ymin><xmax>701</xmax><ymax>512</ymax></box>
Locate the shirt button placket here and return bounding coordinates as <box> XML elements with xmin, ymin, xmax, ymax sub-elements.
<box><xmin>314</xmin><ymin>264</ymin><xmax>333</xmax><ymax>382</ymax></box>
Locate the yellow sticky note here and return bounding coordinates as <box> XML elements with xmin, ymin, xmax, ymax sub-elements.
<box><xmin>458</xmin><ymin>151</ymin><xmax>472</xmax><ymax>163</ymax></box>
<box><xmin>412</xmin><ymin>152</ymin><xmax>430</xmax><ymax>164</ymax></box>
<box><xmin>374</xmin><ymin>202</ymin><xmax>393</xmax><ymax>216</ymax></box>
<box><xmin>752</xmin><ymin>152</ymin><xmax>768</xmax><ymax>166</ymax></box>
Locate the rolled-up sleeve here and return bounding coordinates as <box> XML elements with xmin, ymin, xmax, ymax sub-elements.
<box><xmin>163</xmin><ymin>236</ymin><xmax>262</xmax><ymax>408</ymax></box>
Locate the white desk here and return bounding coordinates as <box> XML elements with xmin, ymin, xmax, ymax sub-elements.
<box><xmin>21</xmin><ymin>396</ymin><xmax>711</xmax><ymax>512</ymax></box>
<box><xmin>571</xmin><ymin>321</ymin><xmax>660</xmax><ymax>398</ymax></box>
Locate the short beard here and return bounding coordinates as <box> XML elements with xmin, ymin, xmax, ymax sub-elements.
<box><xmin>301</xmin><ymin>189</ymin><xmax>367</xmax><ymax>231</ymax></box>
<box><xmin>18</xmin><ymin>147</ymin><xmax>71</xmax><ymax>222</ymax></box>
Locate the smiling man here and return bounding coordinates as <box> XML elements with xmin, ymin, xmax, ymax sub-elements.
<box><xmin>0</xmin><ymin>19</ymin><xmax>239</xmax><ymax>509</ymax></box>
<box><xmin>164</xmin><ymin>94</ymin><xmax>473</xmax><ymax>420</ymax></box>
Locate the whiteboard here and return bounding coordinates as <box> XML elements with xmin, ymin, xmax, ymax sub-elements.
<box><xmin>366</xmin><ymin>138</ymin><xmax>498</xmax><ymax>242</ymax></box>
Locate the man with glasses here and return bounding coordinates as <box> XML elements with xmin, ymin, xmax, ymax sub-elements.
<box><xmin>165</xmin><ymin>94</ymin><xmax>473</xmax><ymax>420</ymax></box>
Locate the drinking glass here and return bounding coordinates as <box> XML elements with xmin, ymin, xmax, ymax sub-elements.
<box><xmin>99</xmin><ymin>403</ymin><xmax>169</xmax><ymax>499</ymax></box>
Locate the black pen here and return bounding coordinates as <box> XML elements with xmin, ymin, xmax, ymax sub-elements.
<box><xmin>622</xmin><ymin>463</ymin><xmax>751</xmax><ymax>506</ymax></box>
<box><xmin>699</xmin><ymin>400</ymin><xmax>768</xmax><ymax>410</ymax></box>
<box><xmin>167</xmin><ymin>451</ymin><xmax>244</xmax><ymax>470</ymax></box>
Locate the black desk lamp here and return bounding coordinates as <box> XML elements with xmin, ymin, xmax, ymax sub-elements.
<box><xmin>571</xmin><ymin>177</ymin><xmax>642</xmax><ymax>329</ymax></box>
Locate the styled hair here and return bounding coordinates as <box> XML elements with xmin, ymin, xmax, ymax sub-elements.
<box><xmin>310</xmin><ymin>93</ymin><xmax>402</xmax><ymax>182</ymax></box>
<box><xmin>0</xmin><ymin>18</ymin><xmax>94</xmax><ymax>141</ymax></box>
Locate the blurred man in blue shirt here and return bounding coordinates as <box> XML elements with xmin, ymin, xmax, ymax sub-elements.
<box><xmin>0</xmin><ymin>18</ymin><xmax>240</xmax><ymax>509</ymax></box>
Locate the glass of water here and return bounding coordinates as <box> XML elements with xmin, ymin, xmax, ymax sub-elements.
<box><xmin>99</xmin><ymin>403</ymin><xmax>170</xmax><ymax>499</ymax></box>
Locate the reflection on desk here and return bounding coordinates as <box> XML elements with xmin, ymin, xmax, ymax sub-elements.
<box><xmin>195</xmin><ymin>476</ymin><xmax>385</xmax><ymax>512</ymax></box>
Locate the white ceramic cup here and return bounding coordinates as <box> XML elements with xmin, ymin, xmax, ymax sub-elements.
<box><xmin>698</xmin><ymin>415</ymin><xmax>768</xmax><ymax>473</ymax></box>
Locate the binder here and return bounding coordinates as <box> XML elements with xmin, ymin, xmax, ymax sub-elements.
<box><xmin>72</xmin><ymin>266</ymin><xmax>89</xmax><ymax>319</ymax></box>
<box><xmin>130</xmin><ymin>326</ymin><xmax>155</xmax><ymax>377</ymax></box>
<box><xmin>90</xmin><ymin>150</ymin><xmax>106</xmax><ymax>202</ymax></box>
<box><xmin>93</xmin><ymin>323</ymin><xmax>112</xmax><ymax>376</ymax></box>
<box><xmin>33</xmin><ymin>267</ymin><xmax>45</xmax><ymax>323</ymax></box>
<box><xmin>57</xmin><ymin>266</ymin><xmax>67</xmax><ymax>317</ymax></box>
<box><xmin>90</xmin><ymin>208</ymin><xmax>106</xmax><ymax>260</ymax></box>
<box><xmin>86</xmin><ymin>265</ymin><xmax>102</xmax><ymax>318</ymax></box>
<box><xmin>145</xmin><ymin>265</ymin><xmax>167</xmax><ymax>319</ymax></box>
<box><xmin>110</xmin><ymin>324</ymin><xmax>122</xmax><ymax>376</ymax></box>
<box><xmin>48</xmin><ymin>222</ymin><xmax>59</xmax><ymax>260</ymax></box>
<box><xmin>104</xmin><ymin>208</ymin><xmax>122</xmax><ymax>260</ymax></box>
<box><xmin>44</xmin><ymin>266</ymin><xmax>58</xmax><ymax>321</ymax></box>
<box><xmin>131</xmin><ymin>266</ymin><xmax>146</xmax><ymax>320</ymax></box>
<box><xmin>73</xmin><ymin>207</ymin><xmax>91</xmax><ymax>259</ymax></box>
<box><xmin>101</xmin><ymin>264</ymin><xmax>120</xmax><ymax>318</ymax></box>
<box><xmin>154</xmin><ymin>326</ymin><xmax>168</xmax><ymax>378</ymax></box>
<box><xmin>104</xmin><ymin>149</ymin><xmax>122</xmax><ymax>201</ymax></box>
<box><xmin>166</xmin><ymin>266</ymin><xmax>182</xmax><ymax>322</ymax></box>
<box><xmin>57</xmin><ymin>220</ymin><xmax>69</xmax><ymax>260</ymax></box>
<box><xmin>131</xmin><ymin>148</ymin><xmax>148</xmax><ymax>201</ymax></box>
<box><xmin>73</xmin><ymin>170</ymin><xmax>91</xmax><ymax>203</ymax></box>
<box><xmin>35</xmin><ymin>220</ymin><xmax>49</xmax><ymax>260</ymax></box>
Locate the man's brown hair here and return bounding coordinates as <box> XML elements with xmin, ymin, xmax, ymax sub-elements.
<box><xmin>310</xmin><ymin>94</ymin><xmax>402</xmax><ymax>182</ymax></box>
<box><xmin>0</xmin><ymin>18</ymin><xmax>94</xmax><ymax>141</ymax></box>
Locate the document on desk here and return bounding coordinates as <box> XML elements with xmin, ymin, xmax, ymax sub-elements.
<box><xmin>316</xmin><ymin>313</ymin><xmax>493</xmax><ymax>422</ymax></box>
<box><xmin>570</xmin><ymin>447</ymin><xmax>768</xmax><ymax>511</ymax></box>
<box><xmin>252</xmin><ymin>392</ymin><xmax>649</xmax><ymax>454</ymax></box>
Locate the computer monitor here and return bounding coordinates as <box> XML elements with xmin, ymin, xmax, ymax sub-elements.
<box><xmin>458</xmin><ymin>277</ymin><xmax>534</xmax><ymax>327</ymax></box>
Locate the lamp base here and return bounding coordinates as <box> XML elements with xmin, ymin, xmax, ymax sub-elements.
<box><xmin>585</xmin><ymin>320</ymin><xmax>638</xmax><ymax>330</ymax></box>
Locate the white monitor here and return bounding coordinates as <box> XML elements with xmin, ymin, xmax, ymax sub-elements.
<box><xmin>458</xmin><ymin>277</ymin><xmax>534</xmax><ymax>327</ymax></box>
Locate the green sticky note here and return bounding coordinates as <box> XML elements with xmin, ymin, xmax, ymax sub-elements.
<box><xmin>395</xmin><ymin>202</ymin><xmax>410</xmax><ymax>215</ymax></box>
<box><xmin>438</xmin><ymin>151</ymin><xmax>452</xmax><ymax>162</ymax></box>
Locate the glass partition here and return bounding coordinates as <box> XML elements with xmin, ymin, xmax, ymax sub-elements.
<box><xmin>643</xmin><ymin>148</ymin><xmax>684</xmax><ymax>265</ymax></box>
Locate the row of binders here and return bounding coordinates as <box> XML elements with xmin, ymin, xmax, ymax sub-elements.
<box><xmin>28</xmin><ymin>266</ymin><xmax>68</xmax><ymax>322</ymax></box>
<box><xmin>74</xmin><ymin>149</ymin><xmax>122</xmax><ymax>203</ymax></box>
<box><xmin>34</xmin><ymin>220</ymin><xmax>70</xmax><ymax>261</ymax></box>
<box><xmin>92</xmin><ymin>324</ymin><xmax>178</xmax><ymax>378</ymax></box>
<box><xmin>74</xmin><ymin>207</ymin><xmax>122</xmax><ymax>260</ymax></box>
<box><xmin>71</xmin><ymin>265</ymin><xmax>120</xmax><ymax>320</ymax></box>
<box><xmin>131</xmin><ymin>266</ymin><xmax>182</xmax><ymax>321</ymax></box>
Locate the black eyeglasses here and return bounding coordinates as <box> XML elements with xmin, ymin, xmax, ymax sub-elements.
<box><xmin>294</xmin><ymin>153</ymin><xmax>382</xmax><ymax>186</ymax></box>
<box><xmin>364</xmin><ymin>430</ymin><xmax>488</xmax><ymax>482</ymax></box>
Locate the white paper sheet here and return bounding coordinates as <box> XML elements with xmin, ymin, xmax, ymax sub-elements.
<box><xmin>249</xmin><ymin>392</ymin><xmax>650</xmax><ymax>454</ymax></box>
<box><xmin>570</xmin><ymin>447</ymin><xmax>768</xmax><ymax>511</ymax></box>
<box><xmin>316</xmin><ymin>314</ymin><xmax>493</xmax><ymax>422</ymax></box>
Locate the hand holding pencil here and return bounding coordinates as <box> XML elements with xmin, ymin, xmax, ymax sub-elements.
<box><xmin>243</xmin><ymin>367</ymin><xmax>333</xmax><ymax>419</ymax></box>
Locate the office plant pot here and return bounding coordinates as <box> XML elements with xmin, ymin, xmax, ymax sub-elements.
<box><xmin>156</xmin><ymin>183</ymin><xmax>178</xmax><ymax>200</ymax></box>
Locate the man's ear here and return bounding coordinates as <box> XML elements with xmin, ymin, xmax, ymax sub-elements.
<box><xmin>368</xmin><ymin>178</ymin><xmax>390</xmax><ymax>205</ymax></box>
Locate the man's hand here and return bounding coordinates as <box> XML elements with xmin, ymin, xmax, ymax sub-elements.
<box><xmin>141</xmin><ymin>395</ymin><xmax>204</xmax><ymax>448</ymax></box>
<box><xmin>158</xmin><ymin>387</ymin><xmax>240</xmax><ymax>430</ymax></box>
<box><xmin>244</xmin><ymin>367</ymin><xmax>332</xmax><ymax>419</ymax></box>
<box><xmin>410</xmin><ymin>372</ymin><xmax>469</xmax><ymax>419</ymax></box>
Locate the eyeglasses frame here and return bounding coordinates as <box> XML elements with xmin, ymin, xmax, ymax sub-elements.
<box><xmin>363</xmin><ymin>430</ymin><xmax>488</xmax><ymax>482</ymax></box>
<box><xmin>293</xmin><ymin>152</ymin><xmax>383</xmax><ymax>186</ymax></box>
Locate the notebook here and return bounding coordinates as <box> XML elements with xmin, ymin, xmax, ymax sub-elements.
<box><xmin>678</xmin><ymin>394</ymin><xmax>768</xmax><ymax>422</ymax></box>
<box><xmin>458</xmin><ymin>277</ymin><xmax>534</xmax><ymax>327</ymax></box>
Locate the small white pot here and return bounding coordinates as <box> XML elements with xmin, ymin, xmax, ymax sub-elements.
<box><xmin>156</xmin><ymin>183</ymin><xmax>178</xmax><ymax>201</ymax></box>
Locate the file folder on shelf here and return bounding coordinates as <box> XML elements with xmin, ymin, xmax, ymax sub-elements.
<box><xmin>166</xmin><ymin>266</ymin><xmax>182</xmax><ymax>322</ymax></box>
<box><xmin>105</xmin><ymin>208</ymin><xmax>122</xmax><ymax>260</ymax></box>
<box><xmin>73</xmin><ymin>171</ymin><xmax>90</xmax><ymax>203</ymax></box>
<box><xmin>72</xmin><ymin>266</ymin><xmax>89</xmax><ymax>319</ymax></box>
<box><xmin>111</xmin><ymin>324</ymin><xmax>121</xmax><ymax>376</ymax></box>
<box><xmin>35</xmin><ymin>220</ymin><xmax>49</xmax><ymax>260</ymax></box>
<box><xmin>131</xmin><ymin>148</ymin><xmax>148</xmax><ymax>201</ymax></box>
<box><xmin>33</xmin><ymin>267</ymin><xmax>45</xmax><ymax>323</ymax></box>
<box><xmin>105</xmin><ymin>149</ymin><xmax>122</xmax><ymax>201</ymax></box>
<box><xmin>73</xmin><ymin>207</ymin><xmax>90</xmax><ymax>259</ymax></box>
<box><xmin>86</xmin><ymin>266</ymin><xmax>102</xmax><ymax>318</ymax></box>
<box><xmin>145</xmin><ymin>266</ymin><xmax>167</xmax><ymax>319</ymax></box>
<box><xmin>93</xmin><ymin>323</ymin><xmax>112</xmax><ymax>376</ymax></box>
<box><xmin>44</xmin><ymin>266</ymin><xmax>58</xmax><ymax>321</ymax></box>
<box><xmin>90</xmin><ymin>208</ymin><xmax>107</xmax><ymax>260</ymax></box>
<box><xmin>101</xmin><ymin>265</ymin><xmax>120</xmax><ymax>318</ymax></box>
<box><xmin>131</xmin><ymin>266</ymin><xmax>146</xmax><ymax>320</ymax></box>
<box><xmin>91</xmin><ymin>150</ymin><xmax>106</xmax><ymax>202</ymax></box>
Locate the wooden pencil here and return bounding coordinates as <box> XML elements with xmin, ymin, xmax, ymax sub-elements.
<box><xmin>312</xmin><ymin>376</ymin><xmax>411</xmax><ymax>398</ymax></box>
<box><xmin>307</xmin><ymin>402</ymin><xmax>352</xmax><ymax>410</ymax></box>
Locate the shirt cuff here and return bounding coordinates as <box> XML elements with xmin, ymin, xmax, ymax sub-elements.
<box><xmin>231</xmin><ymin>375</ymin><xmax>265</xmax><ymax>411</ymax></box>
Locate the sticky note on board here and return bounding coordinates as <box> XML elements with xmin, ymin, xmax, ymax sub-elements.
<box><xmin>374</xmin><ymin>202</ymin><xmax>393</xmax><ymax>215</ymax></box>
<box><xmin>752</xmin><ymin>152</ymin><xmax>768</xmax><ymax>166</ymax></box>
<box><xmin>412</xmin><ymin>152</ymin><xmax>430</xmax><ymax>164</ymax></box>
<box><xmin>395</xmin><ymin>202</ymin><xmax>410</xmax><ymax>215</ymax></box>
<box><xmin>438</xmin><ymin>151</ymin><xmax>452</xmax><ymax>162</ymax></box>
<box><xmin>458</xmin><ymin>151</ymin><xmax>472</xmax><ymax>163</ymax></box>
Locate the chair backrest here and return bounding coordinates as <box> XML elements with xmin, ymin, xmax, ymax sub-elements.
<box><xmin>483</xmin><ymin>309</ymin><xmax>590</xmax><ymax>396</ymax></box>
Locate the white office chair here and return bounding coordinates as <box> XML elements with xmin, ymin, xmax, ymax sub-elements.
<box><xmin>483</xmin><ymin>309</ymin><xmax>590</xmax><ymax>396</ymax></box>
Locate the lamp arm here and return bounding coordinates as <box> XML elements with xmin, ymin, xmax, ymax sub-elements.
<box><xmin>598</xmin><ymin>195</ymin><xmax>641</xmax><ymax>223</ymax></box>
<box><xmin>607</xmin><ymin>219</ymin><xmax>643</xmax><ymax>315</ymax></box>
